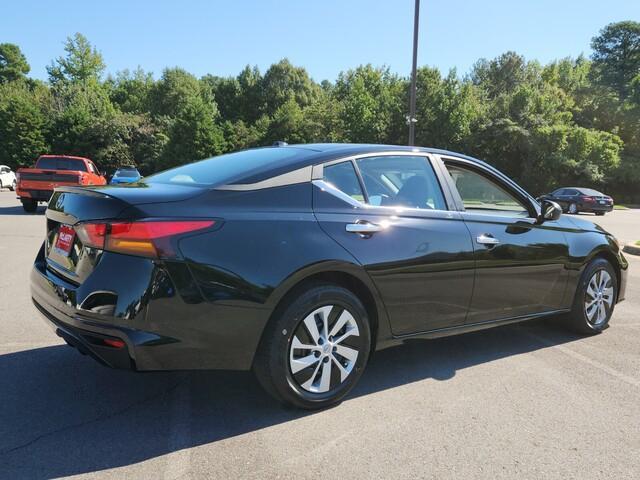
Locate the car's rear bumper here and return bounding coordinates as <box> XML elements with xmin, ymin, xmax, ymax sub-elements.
<box><xmin>33</xmin><ymin>298</ymin><xmax>135</xmax><ymax>369</ymax></box>
<box><xmin>30</xmin><ymin>244</ymin><xmax>268</xmax><ymax>371</ymax></box>
<box><xmin>17</xmin><ymin>188</ymin><xmax>53</xmax><ymax>201</ymax></box>
<box><xmin>581</xmin><ymin>204</ymin><xmax>614</xmax><ymax>213</ymax></box>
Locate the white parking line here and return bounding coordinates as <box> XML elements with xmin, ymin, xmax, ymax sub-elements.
<box><xmin>525</xmin><ymin>331</ymin><xmax>640</xmax><ymax>388</ymax></box>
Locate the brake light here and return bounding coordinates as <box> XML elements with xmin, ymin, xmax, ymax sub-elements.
<box><xmin>581</xmin><ymin>196</ymin><xmax>595</xmax><ymax>203</ymax></box>
<box><xmin>103</xmin><ymin>338</ymin><xmax>125</xmax><ymax>349</ymax></box>
<box><xmin>75</xmin><ymin>220</ymin><xmax>215</xmax><ymax>258</ymax></box>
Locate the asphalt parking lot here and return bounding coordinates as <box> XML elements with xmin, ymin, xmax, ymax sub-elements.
<box><xmin>0</xmin><ymin>190</ymin><xmax>638</xmax><ymax>479</ymax></box>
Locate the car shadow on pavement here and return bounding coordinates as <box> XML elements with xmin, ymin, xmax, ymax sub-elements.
<box><xmin>0</xmin><ymin>318</ymin><xmax>583</xmax><ymax>478</ymax></box>
<box><xmin>0</xmin><ymin>205</ymin><xmax>44</xmax><ymax>215</ymax></box>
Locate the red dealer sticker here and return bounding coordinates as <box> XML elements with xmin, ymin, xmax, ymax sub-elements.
<box><xmin>55</xmin><ymin>225</ymin><xmax>76</xmax><ymax>256</ymax></box>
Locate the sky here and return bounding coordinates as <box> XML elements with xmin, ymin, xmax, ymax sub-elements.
<box><xmin>3</xmin><ymin>0</ymin><xmax>640</xmax><ymax>83</ymax></box>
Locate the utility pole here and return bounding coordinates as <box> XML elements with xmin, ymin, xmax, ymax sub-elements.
<box><xmin>407</xmin><ymin>0</ymin><xmax>420</xmax><ymax>146</ymax></box>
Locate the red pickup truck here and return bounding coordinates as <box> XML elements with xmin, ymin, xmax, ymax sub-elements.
<box><xmin>16</xmin><ymin>155</ymin><xmax>107</xmax><ymax>212</ymax></box>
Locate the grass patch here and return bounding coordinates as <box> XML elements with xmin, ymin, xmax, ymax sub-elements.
<box><xmin>614</xmin><ymin>205</ymin><xmax>629</xmax><ymax>210</ymax></box>
<box><xmin>635</xmin><ymin>240</ymin><xmax>640</xmax><ymax>246</ymax></box>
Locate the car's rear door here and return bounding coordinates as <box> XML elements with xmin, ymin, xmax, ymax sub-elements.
<box><xmin>313</xmin><ymin>152</ymin><xmax>475</xmax><ymax>336</ymax></box>
<box><xmin>435</xmin><ymin>155</ymin><xmax>570</xmax><ymax>324</ymax></box>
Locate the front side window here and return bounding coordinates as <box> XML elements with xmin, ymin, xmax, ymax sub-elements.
<box><xmin>446</xmin><ymin>164</ymin><xmax>528</xmax><ymax>216</ymax></box>
<box><xmin>356</xmin><ymin>156</ymin><xmax>446</xmax><ymax>210</ymax></box>
<box><xmin>322</xmin><ymin>161</ymin><xmax>365</xmax><ymax>202</ymax></box>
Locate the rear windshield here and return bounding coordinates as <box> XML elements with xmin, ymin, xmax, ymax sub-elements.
<box><xmin>37</xmin><ymin>157</ymin><xmax>87</xmax><ymax>172</ymax></box>
<box><xmin>579</xmin><ymin>188</ymin><xmax>605</xmax><ymax>196</ymax></box>
<box><xmin>144</xmin><ymin>147</ymin><xmax>307</xmax><ymax>187</ymax></box>
<box><xmin>115</xmin><ymin>169</ymin><xmax>139</xmax><ymax>178</ymax></box>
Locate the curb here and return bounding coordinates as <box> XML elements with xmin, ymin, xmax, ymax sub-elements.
<box><xmin>622</xmin><ymin>243</ymin><xmax>640</xmax><ymax>256</ymax></box>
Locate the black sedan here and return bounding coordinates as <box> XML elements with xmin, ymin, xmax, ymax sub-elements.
<box><xmin>31</xmin><ymin>144</ymin><xmax>628</xmax><ymax>409</ymax></box>
<box><xmin>538</xmin><ymin>187</ymin><xmax>614</xmax><ymax>215</ymax></box>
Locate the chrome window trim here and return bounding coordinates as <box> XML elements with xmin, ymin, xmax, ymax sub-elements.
<box><xmin>312</xmin><ymin>180</ymin><xmax>365</xmax><ymax>208</ymax></box>
<box><xmin>217</xmin><ymin>150</ymin><xmax>431</xmax><ymax>192</ymax></box>
<box><xmin>316</xmin><ymin>151</ymin><xmax>456</xmax><ymax>216</ymax></box>
<box><xmin>215</xmin><ymin>165</ymin><xmax>313</xmax><ymax>191</ymax></box>
<box><xmin>436</xmin><ymin>154</ymin><xmax>538</xmax><ymax>218</ymax></box>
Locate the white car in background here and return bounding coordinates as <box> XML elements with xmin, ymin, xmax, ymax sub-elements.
<box><xmin>0</xmin><ymin>165</ymin><xmax>17</xmax><ymax>191</ymax></box>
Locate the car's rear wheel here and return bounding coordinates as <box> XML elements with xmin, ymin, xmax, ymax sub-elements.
<box><xmin>595</xmin><ymin>211</ymin><xmax>605</xmax><ymax>216</ymax></box>
<box><xmin>568</xmin><ymin>203</ymin><xmax>578</xmax><ymax>214</ymax></box>
<box><xmin>254</xmin><ymin>283</ymin><xmax>371</xmax><ymax>409</ymax></box>
<box><xmin>10</xmin><ymin>179</ymin><xmax>16</xmax><ymax>191</ymax></box>
<box><xmin>566</xmin><ymin>258</ymin><xmax>617</xmax><ymax>334</ymax></box>
<box><xmin>21</xmin><ymin>199</ymin><xmax>37</xmax><ymax>213</ymax></box>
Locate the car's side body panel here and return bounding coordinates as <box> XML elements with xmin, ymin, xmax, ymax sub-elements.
<box><xmin>313</xmin><ymin>182</ymin><xmax>475</xmax><ymax>335</ymax></box>
<box><xmin>30</xmin><ymin>144</ymin><xmax>629</xmax><ymax>374</ymax></box>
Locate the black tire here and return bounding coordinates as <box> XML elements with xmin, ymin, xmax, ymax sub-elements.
<box><xmin>568</xmin><ymin>203</ymin><xmax>578</xmax><ymax>214</ymax></box>
<box><xmin>9</xmin><ymin>180</ymin><xmax>16</xmax><ymax>191</ymax></box>
<box><xmin>565</xmin><ymin>258</ymin><xmax>617</xmax><ymax>335</ymax></box>
<box><xmin>253</xmin><ymin>283</ymin><xmax>371</xmax><ymax>410</ymax></box>
<box><xmin>21</xmin><ymin>199</ymin><xmax>37</xmax><ymax>213</ymax></box>
<box><xmin>595</xmin><ymin>211</ymin><xmax>605</xmax><ymax>216</ymax></box>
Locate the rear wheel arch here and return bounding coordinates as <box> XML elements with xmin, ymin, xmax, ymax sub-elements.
<box><xmin>262</xmin><ymin>268</ymin><xmax>383</xmax><ymax>356</ymax></box>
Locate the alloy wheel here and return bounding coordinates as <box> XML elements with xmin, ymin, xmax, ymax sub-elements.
<box><xmin>569</xmin><ymin>203</ymin><xmax>577</xmax><ymax>214</ymax></box>
<box><xmin>584</xmin><ymin>269</ymin><xmax>614</xmax><ymax>325</ymax></box>
<box><xmin>289</xmin><ymin>305</ymin><xmax>361</xmax><ymax>393</ymax></box>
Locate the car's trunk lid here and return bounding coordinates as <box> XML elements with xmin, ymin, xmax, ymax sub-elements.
<box><xmin>44</xmin><ymin>183</ymin><xmax>205</xmax><ymax>283</ymax></box>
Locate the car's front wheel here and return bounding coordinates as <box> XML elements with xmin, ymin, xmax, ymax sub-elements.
<box><xmin>566</xmin><ymin>258</ymin><xmax>617</xmax><ymax>334</ymax></box>
<box><xmin>254</xmin><ymin>283</ymin><xmax>371</xmax><ymax>409</ymax></box>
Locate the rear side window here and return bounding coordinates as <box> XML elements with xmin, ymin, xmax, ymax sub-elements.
<box><xmin>145</xmin><ymin>147</ymin><xmax>309</xmax><ymax>187</ymax></box>
<box><xmin>446</xmin><ymin>164</ymin><xmax>528</xmax><ymax>215</ymax></box>
<box><xmin>323</xmin><ymin>162</ymin><xmax>365</xmax><ymax>202</ymax></box>
<box><xmin>356</xmin><ymin>156</ymin><xmax>446</xmax><ymax>210</ymax></box>
<box><xmin>37</xmin><ymin>157</ymin><xmax>87</xmax><ymax>172</ymax></box>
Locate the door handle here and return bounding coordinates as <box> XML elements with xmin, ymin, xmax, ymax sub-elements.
<box><xmin>346</xmin><ymin>222</ymin><xmax>384</xmax><ymax>235</ymax></box>
<box><xmin>476</xmin><ymin>233</ymin><xmax>500</xmax><ymax>245</ymax></box>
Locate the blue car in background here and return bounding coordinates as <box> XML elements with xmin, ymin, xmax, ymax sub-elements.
<box><xmin>110</xmin><ymin>166</ymin><xmax>141</xmax><ymax>184</ymax></box>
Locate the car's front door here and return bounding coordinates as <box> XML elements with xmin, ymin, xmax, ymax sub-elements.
<box><xmin>313</xmin><ymin>153</ymin><xmax>475</xmax><ymax>336</ymax></box>
<box><xmin>438</xmin><ymin>157</ymin><xmax>570</xmax><ymax>324</ymax></box>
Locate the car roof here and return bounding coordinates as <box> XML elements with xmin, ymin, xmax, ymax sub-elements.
<box><xmin>38</xmin><ymin>154</ymin><xmax>91</xmax><ymax>162</ymax></box>
<box><xmin>557</xmin><ymin>187</ymin><xmax>605</xmax><ymax>195</ymax></box>
<box><xmin>233</xmin><ymin>143</ymin><xmax>490</xmax><ymax>184</ymax></box>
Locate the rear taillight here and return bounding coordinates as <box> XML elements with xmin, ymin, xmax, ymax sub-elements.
<box><xmin>75</xmin><ymin>219</ymin><xmax>215</xmax><ymax>258</ymax></box>
<box><xmin>581</xmin><ymin>196</ymin><xmax>595</xmax><ymax>203</ymax></box>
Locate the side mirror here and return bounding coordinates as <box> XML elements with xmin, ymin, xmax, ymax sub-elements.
<box><xmin>539</xmin><ymin>199</ymin><xmax>562</xmax><ymax>223</ymax></box>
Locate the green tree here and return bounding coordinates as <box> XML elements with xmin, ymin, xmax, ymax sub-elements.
<box><xmin>0</xmin><ymin>43</ymin><xmax>30</xmax><ymax>84</ymax></box>
<box><xmin>414</xmin><ymin>68</ymin><xmax>483</xmax><ymax>150</ymax></box>
<box><xmin>591</xmin><ymin>21</ymin><xmax>640</xmax><ymax>100</ymax></box>
<box><xmin>107</xmin><ymin>68</ymin><xmax>154</xmax><ymax>113</ymax></box>
<box><xmin>151</xmin><ymin>68</ymin><xmax>225</xmax><ymax>168</ymax></box>
<box><xmin>0</xmin><ymin>83</ymin><xmax>49</xmax><ymax>168</ymax></box>
<box><xmin>334</xmin><ymin>65</ymin><xmax>404</xmax><ymax>143</ymax></box>
<box><xmin>261</xmin><ymin>59</ymin><xmax>320</xmax><ymax>117</ymax></box>
<box><xmin>47</xmin><ymin>33</ymin><xmax>105</xmax><ymax>85</ymax></box>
